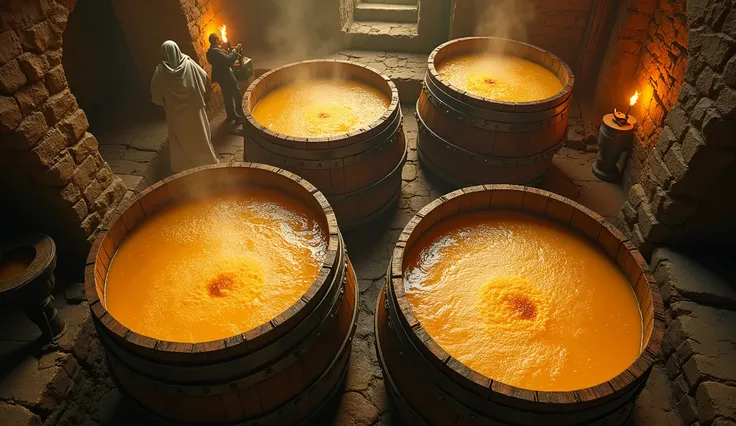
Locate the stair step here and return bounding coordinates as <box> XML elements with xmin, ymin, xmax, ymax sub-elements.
<box><xmin>345</xmin><ymin>22</ymin><xmax>422</xmax><ymax>53</ymax></box>
<box><xmin>361</xmin><ymin>0</ymin><xmax>417</xmax><ymax>5</ymax></box>
<box><xmin>355</xmin><ymin>3</ymin><xmax>418</xmax><ymax>23</ymax></box>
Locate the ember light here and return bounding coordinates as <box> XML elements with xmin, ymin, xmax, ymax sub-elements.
<box><xmin>592</xmin><ymin>91</ymin><xmax>639</xmax><ymax>182</ymax></box>
<box><xmin>219</xmin><ymin>24</ymin><xmax>227</xmax><ymax>43</ymax></box>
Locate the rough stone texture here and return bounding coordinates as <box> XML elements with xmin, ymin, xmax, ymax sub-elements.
<box><xmin>651</xmin><ymin>248</ymin><xmax>736</xmax><ymax>425</ymax></box>
<box><xmin>0</xmin><ymin>0</ymin><xmax>130</xmax><ymax>269</ymax></box>
<box><xmin>617</xmin><ymin>0</ymin><xmax>736</xmax><ymax>256</ymax></box>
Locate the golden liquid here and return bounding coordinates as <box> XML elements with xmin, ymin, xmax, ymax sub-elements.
<box><xmin>105</xmin><ymin>189</ymin><xmax>327</xmax><ymax>343</ymax></box>
<box><xmin>437</xmin><ymin>53</ymin><xmax>564</xmax><ymax>102</ymax></box>
<box><xmin>404</xmin><ymin>211</ymin><xmax>642</xmax><ymax>391</ymax></box>
<box><xmin>252</xmin><ymin>79</ymin><xmax>390</xmax><ymax>138</ymax></box>
<box><xmin>0</xmin><ymin>248</ymin><xmax>34</xmax><ymax>281</ymax></box>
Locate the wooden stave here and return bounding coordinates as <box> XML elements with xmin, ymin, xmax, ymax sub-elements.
<box><xmin>84</xmin><ymin>164</ymin><xmax>344</xmax><ymax>365</ymax></box>
<box><xmin>104</xmin><ymin>261</ymin><xmax>358</xmax><ymax>425</ymax></box>
<box><xmin>241</xmin><ymin>60</ymin><xmax>404</xmax><ymax>228</ymax></box>
<box><xmin>378</xmin><ymin>185</ymin><xmax>664</xmax><ymax>426</ymax></box>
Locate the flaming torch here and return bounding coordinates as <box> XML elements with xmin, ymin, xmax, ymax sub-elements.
<box><xmin>592</xmin><ymin>90</ymin><xmax>639</xmax><ymax>182</ymax></box>
<box><xmin>219</xmin><ymin>25</ymin><xmax>229</xmax><ymax>49</ymax></box>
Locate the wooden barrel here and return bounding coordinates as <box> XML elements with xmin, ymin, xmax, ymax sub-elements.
<box><xmin>242</xmin><ymin>60</ymin><xmax>407</xmax><ymax>230</ymax></box>
<box><xmin>417</xmin><ymin>37</ymin><xmax>574</xmax><ymax>186</ymax></box>
<box><xmin>375</xmin><ymin>185</ymin><xmax>664</xmax><ymax>425</ymax></box>
<box><xmin>84</xmin><ymin>163</ymin><xmax>358</xmax><ymax>425</ymax></box>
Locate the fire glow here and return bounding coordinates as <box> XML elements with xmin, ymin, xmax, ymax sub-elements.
<box><xmin>219</xmin><ymin>25</ymin><xmax>228</xmax><ymax>43</ymax></box>
<box><xmin>629</xmin><ymin>90</ymin><xmax>640</xmax><ymax>107</ymax></box>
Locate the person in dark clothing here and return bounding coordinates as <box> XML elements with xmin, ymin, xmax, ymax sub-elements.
<box><xmin>206</xmin><ymin>33</ymin><xmax>245</xmax><ymax>123</ymax></box>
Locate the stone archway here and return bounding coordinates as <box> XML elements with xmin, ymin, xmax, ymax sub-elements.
<box><xmin>0</xmin><ymin>0</ymin><xmax>225</xmax><ymax>272</ymax></box>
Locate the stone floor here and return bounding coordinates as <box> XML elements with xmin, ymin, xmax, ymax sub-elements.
<box><xmin>1</xmin><ymin>105</ymin><xmax>693</xmax><ymax>425</ymax></box>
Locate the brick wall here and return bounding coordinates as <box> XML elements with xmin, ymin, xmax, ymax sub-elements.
<box><xmin>450</xmin><ymin>0</ymin><xmax>595</xmax><ymax>70</ymax></box>
<box><xmin>625</xmin><ymin>0</ymin><xmax>688</xmax><ymax>187</ymax></box>
<box><xmin>618</xmin><ymin>0</ymin><xmax>736</xmax><ymax>256</ymax></box>
<box><xmin>0</xmin><ymin>0</ymin><xmax>126</xmax><ymax>270</ymax></box>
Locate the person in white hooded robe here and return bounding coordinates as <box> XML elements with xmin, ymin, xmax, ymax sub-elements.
<box><xmin>150</xmin><ymin>40</ymin><xmax>219</xmax><ymax>174</ymax></box>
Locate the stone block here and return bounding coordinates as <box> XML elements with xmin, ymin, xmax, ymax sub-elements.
<box><xmin>672</xmin><ymin>374</ymin><xmax>690</xmax><ymax>402</ymax></box>
<box><xmin>15</xmin><ymin>80</ymin><xmax>49</xmax><ymax>116</ymax></box>
<box><xmin>666</xmin><ymin>105</ymin><xmax>689</xmax><ymax>141</ymax></box>
<box><xmin>95</xmin><ymin>164</ymin><xmax>114</xmax><ymax>187</ymax></box>
<box><xmin>41</xmin><ymin>89</ymin><xmax>75</xmax><ymax>126</ymax></box>
<box><xmin>647</xmin><ymin>150</ymin><xmax>673</xmax><ymax>187</ymax></box>
<box><xmin>0</xmin><ymin>95</ymin><xmax>22</xmax><ymax>134</ymax></box>
<box><xmin>0</xmin><ymin>403</ymin><xmax>41</xmax><ymax>426</ymax></box>
<box><xmin>91</xmin><ymin>177</ymin><xmax>126</xmax><ymax>216</ymax></box>
<box><xmin>724</xmin><ymin>57</ymin><xmax>736</xmax><ymax>88</ymax></box>
<box><xmin>80</xmin><ymin>212</ymin><xmax>101</xmax><ymax>235</ymax></box>
<box><xmin>692</xmin><ymin>97</ymin><xmax>715</xmax><ymax>127</ymax></box>
<box><xmin>621</xmin><ymin>201</ymin><xmax>638</xmax><ymax>227</ymax></box>
<box><xmin>0</xmin><ymin>31</ymin><xmax>23</xmax><ymax>65</ymax></box>
<box><xmin>679</xmin><ymin>339</ymin><xmax>736</xmax><ymax>387</ymax></box>
<box><xmin>653</xmin><ymin>193</ymin><xmax>698</xmax><ymax>226</ymax></box>
<box><xmin>677</xmin><ymin>395</ymin><xmax>699</xmax><ymax>425</ymax></box>
<box><xmin>716</xmin><ymin>86</ymin><xmax>736</xmax><ymax>119</ymax></box>
<box><xmin>0</xmin><ymin>59</ymin><xmax>27</xmax><ymax>95</ymax></box>
<box><xmin>696</xmin><ymin>65</ymin><xmax>716</xmax><ymax>96</ymax></box>
<box><xmin>656</xmin><ymin>125</ymin><xmax>677</xmax><ymax>155</ymax></box>
<box><xmin>696</xmin><ymin>382</ymin><xmax>736</xmax><ymax>425</ymax></box>
<box><xmin>688</xmin><ymin>28</ymin><xmax>735</xmax><ymax>71</ymax></box>
<box><xmin>20</xmin><ymin>20</ymin><xmax>57</xmax><ymax>53</ymax></box>
<box><xmin>637</xmin><ymin>200</ymin><xmax>668</xmax><ymax>242</ymax></box>
<box><xmin>44</xmin><ymin>65</ymin><xmax>66</xmax><ymax>94</ymax></box>
<box><xmin>82</xmin><ymin>181</ymin><xmax>103</xmax><ymax>205</ymax></box>
<box><xmin>69</xmin><ymin>199</ymin><xmax>88</xmax><ymax>223</ymax></box>
<box><xmin>33</xmin><ymin>152</ymin><xmax>74</xmax><ymax>187</ymax></box>
<box><xmin>663</xmin><ymin>145</ymin><xmax>688</xmax><ymax>181</ymax></box>
<box><xmin>722</xmin><ymin>9</ymin><xmax>736</xmax><ymax>39</ymax></box>
<box><xmin>702</xmin><ymin>108</ymin><xmax>736</xmax><ymax>147</ymax></box>
<box><xmin>27</xmin><ymin>127</ymin><xmax>65</xmax><ymax>168</ymax></box>
<box><xmin>9</xmin><ymin>111</ymin><xmax>47</xmax><ymax>149</ymax></box>
<box><xmin>72</xmin><ymin>155</ymin><xmax>99</xmax><ymax>189</ymax></box>
<box><xmin>58</xmin><ymin>108</ymin><xmax>88</xmax><ymax>144</ymax></box>
<box><xmin>682</xmin><ymin>126</ymin><xmax>735</xmax><ymax>171</ymax></box>
<box><xmin>651</xmin><ymin>250</ymin><xmax>736</xmax><ymax>309</ymax></box>
<box><xmin>44</xmin><ymin>49</ymin><xmax>62</xmax><ymax>67</ymax></box>
<box><xmin>17</xmin><ymin>52</ymin><xmax>49</xmax><ymax>82</ymax></box>
<box><xmin>68</xmin><ymin>132</ymin><xmax>99</xmax><ymax>164</ymax></box>
<box><xmin>59</xmin><ymin>181</ymin><xmax>81</xmax><ymax>206</ymax></box>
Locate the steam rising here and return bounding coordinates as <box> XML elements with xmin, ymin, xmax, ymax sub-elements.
<box><xmin>466</xmin><ymin>0</ymin><xmax>536</xmax><ymax>48</ymax></box>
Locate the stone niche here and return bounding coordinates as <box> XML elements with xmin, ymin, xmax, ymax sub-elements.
<box><xmin>612</xmin><ymin>0</ymin><xmax>736</xmax><ymax>256</ymax></box>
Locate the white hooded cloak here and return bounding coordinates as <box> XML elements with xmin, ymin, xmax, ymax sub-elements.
<box><xmin>151</xmin><ymin>40</ymin><xmax>218</xmax><ymax>173</ymax></box>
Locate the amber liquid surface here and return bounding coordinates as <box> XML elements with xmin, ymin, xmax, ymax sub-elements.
<box><xmin>0</xmin><ymin>249</ymin><xmax>34</xmax><ymax>281</ymax></box>
<box><xmin>437</xmin><ymin>53</ymin><xmax>564</xmax><ymax>102</ymax></box>
<box><xmin>404</xmin><ymin>211</ymin><xmax>642</xmax><ymax>391</ymax></box>
<box><xmin>252</xmin><ymin>79</ymin><xmax>390</xmax><ymax>138</ymax></box>
<box><xmin>105</xmin><ymin>189</ymin><xmax>327</xmax><ymax>343</ymax></box>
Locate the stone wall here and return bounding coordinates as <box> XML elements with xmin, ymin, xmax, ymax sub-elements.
<box><xmin>450</xmin><ymin>0</ymin><xmax>595</xmax><ymax>70</ymax></box>
<box><xmin>0</xmin><ymin>0</ymin><xmax>126</xmax><ymax>270</ymax></box>
<box><xmin>619</xmin><ymin>0</ymin><xmax>736</xmax><ymax>256</ymax></box>
<box><xmin>625</xmin><ymin>0</ymin><xmax>688</xmax><ymax>188</ymax></box>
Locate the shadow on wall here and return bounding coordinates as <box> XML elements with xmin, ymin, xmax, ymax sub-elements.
<box><xmin>63</xmin><ymin>0</ymin><xmax>145</xmax><ymax>123</ymax></box>
<box><xmin>218</xmin><ymin>0</ymin><xmax>346</xmax><ymax>63</ymax></box>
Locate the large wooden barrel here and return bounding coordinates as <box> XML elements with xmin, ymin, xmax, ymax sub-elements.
<box><xmin>85</xmin><ymin>163</ymin><xmax>358</xmax><ymax>425</ymax></box>
<box><xmin>242</xmin><ymin>60</ymin><xmax>407</xmax><ymax>230</ymax></box>
<box><xmin>376</xmin><ymin>185</ymin><xmax>664</xmax><ymax>425</ymax></box>
<box><xmin>417</xmin><ymin>37</ymin><xmax>574</xmax><ymax>186</ymax></box>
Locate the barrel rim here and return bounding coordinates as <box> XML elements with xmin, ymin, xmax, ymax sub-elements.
<box><xmin>242</xmin><ymin>59</ymin><xmax>400</xmax><ymax>146</ymax></box>
<box><xmin>389</xmin><ymin>185</ymin><xmax>664</xmax><ymax>405</ymax></box>
<box><xmin>427</xmin><ymin>37</ymin><xmax>575</xmax><ymax>111</ymax></box>
<box><xmin>84</xmin><ymin>162</ymin><xmax>341</xmax><ymax>359</ymax></box>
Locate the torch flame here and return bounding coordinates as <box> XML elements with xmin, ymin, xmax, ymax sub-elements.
<box><xmin>219</xmin><ymin>25</ymin><xmax>227</xmax><ymax>43</ymax></box>
<box><xmin>629</xmin><ymin>90</ymin><xmax>640</xmax><ymax>106</ymax></box>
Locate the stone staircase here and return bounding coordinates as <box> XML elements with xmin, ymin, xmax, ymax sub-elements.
<box><xmin>346</xmin><ymin>0</ymin><xmax>423</xmax><ymax>52</ymax></box>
